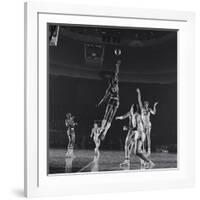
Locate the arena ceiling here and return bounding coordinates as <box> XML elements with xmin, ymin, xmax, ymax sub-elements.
<box><xmin>49</xmin><ymin>25</ymin><xmax>177</xmax><ymax>84</ymax></box>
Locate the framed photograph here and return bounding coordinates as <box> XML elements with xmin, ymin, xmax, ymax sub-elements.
<box><xmin>24</xmin><ymin>2</ymin><xmax>195</xmax><ymax>197</ymax></box>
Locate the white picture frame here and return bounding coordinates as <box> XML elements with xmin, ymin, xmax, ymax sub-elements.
<box><xmin>24</xmin><ymin>2</ymin><xmax>195</xmax><ymax>197</ymax></box>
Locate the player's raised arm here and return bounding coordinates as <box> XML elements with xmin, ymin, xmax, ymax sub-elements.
<box><xmin>150</xmin><ymin>102</ymin><xmax>158</xmax><ymax>115</ymax></box>
<box><xmin>90</xmin><ymin>128</ymin><xmax>94</xmax><ymax>138</ymax></box>
<box><xmin>113</xmin><ymin>60</ymin><xmax>120</xmax><ymax>83</ymax></box>
<box><xmin>116</xmin><ymin>112</ymin><xmax>130</xmax><ymax>120</ymax></box>
<box><xmin>136</xmin><ymin>88</ymin><xmax>143</xmax><ymax>109</ymax></box>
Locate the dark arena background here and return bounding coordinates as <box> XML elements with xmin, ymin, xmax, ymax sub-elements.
<box><xmin>48</xmin><ymin>24</ymin><xmax>177</xmax><ymax>174</ymax></box>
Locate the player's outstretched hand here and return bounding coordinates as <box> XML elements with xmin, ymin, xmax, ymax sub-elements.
<box><xmin>136</xmin><ymin>88</ymin><xmax>140</xmax><ymax>93</ymax></box>
<box><xmin>154</xmin><ymin>102</ymin><xmax>159</xmax><ymax>106</ymax></box>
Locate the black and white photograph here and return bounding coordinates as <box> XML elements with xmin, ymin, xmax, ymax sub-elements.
<box><xmin>48</xmin><ymin>24</ymin><xmax>177</xmax><ymax>174</ymax></box>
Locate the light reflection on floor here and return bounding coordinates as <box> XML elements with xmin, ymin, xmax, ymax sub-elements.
<box><xmin>49</xmin><ymin>149</ymin><xmax>177</xmax><ymax>174</ymax></box>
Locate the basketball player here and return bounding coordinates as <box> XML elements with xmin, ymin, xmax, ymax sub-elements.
<box><xmin>65</xmin><ymin>113</ymin><xmax>77</xmax><ymax>157</ymax></box>
<box><xmin>136</xmin><ymin>88</ymin><xmax>158</xmax><ymax>156</ymax></box>
<box><xmin>97</xmin><ymin>60</ymin><xmax>120</xmax><ymax>140</ymax></box>
<box><xmin>116</xmin><ymin>104</ymin><xmax>136</xmax><ymax>166</ymax></box>
<box><xmin>116</xmin><ymin>104</ymin><xmax>155</xmax><ymax>168</ymax></box>
<box><xmin>90</xmin><ymin>122</ymin><xmax>101</xmax><ymax>156</ymax></box>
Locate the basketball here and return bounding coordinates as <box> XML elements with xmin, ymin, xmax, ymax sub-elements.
<box><xmin>114</xmin><ymin>48</ymin><xmax>121</xmax><ymax>56</ymax></box>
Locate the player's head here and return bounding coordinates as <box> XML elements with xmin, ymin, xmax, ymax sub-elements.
<box><xmin>144</xmin><ymin>101</ymin><xmax>149</xmax><ymax>108</ymax></box>
<box><xmin>93</xmin><ymin>122</ymin><xmax>98</xmax><ymax>128</ymax></box>
<box><xmin>66</xmin><ymin>113</ymin><xmax>72</xmax><ymax>118</ymax></box>
<box><xmin>109</xmin><ymin>77</ymin><xmax>118</xmax><ymax>89</ymax></box>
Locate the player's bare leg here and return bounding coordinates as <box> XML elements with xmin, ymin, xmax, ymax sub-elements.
<box><xmin>100</xmin><ymin>104</ymin><xmax>118</xmax><ymax>140</ymax></box>
<box><xmin>136</xmin><ymin>141</ymin><xmax>153</xmax><ymax>167</ymax></box>
<box><xmin>91</xmin><ymin>154</ymin><xmax>100</xmax><ymax>172</ymax></box>
<box><xmin>100</xmin><ymin>104</ymin><xmax>111</xmax><ymax>131</ymax></box>
<box><xmin>66</xmin><ymin>131</ymin><xmax>72</xmax><ymax>157</ymax></box>
<box><xmin>120</xmin><ymin>131</ymin><xmax>134</xmax><ymax>168</ymax></box>
<box><xmin>66</xmin><ymin>131</ymin><xmax>75</xmax><ymax>158</ymax></box>
<box><xmin>134</xmin><ymin>132</ymin><xmax>155</xmax><ymax>169</ymax></box>
<box><xmin>100</xmin><ymin>121</ymin><xmax>111</xmax><ymax>140</ymax></box>
<box><xmin>66</xmin><ymin>147</ymin><xmax>74</xmax><ymax>158</ymax></box>
<box><xmin>120</xmin><ymin>140</ymin><xmax>135</xmax><ymax>169</ymax></box>
<box><xmin>100</xmin><ymin>104</ymin><xmax>112</xmax><ymax>134</ymax></box>
<box><xmin>94</xmin><ymin>139</ymin><xmax>100</xmax><ymax>157</ymax></box>
<box><xmin>65</xmin><ymin>157</ymin><xmax>73</xmax><ymax>173</ymax></box>
<box><xmin>140</xmin><ymin>133</ymin><xmax>147</xmax><ymax>167</ymax></box>
<box><xmin>146</xmin><ymin>126</ymin><xmax>151</xmax><ymax>156</ymax></box>
<box><xmin>120</xmin><ymin>141</ymin><xmax>131</xmax><ymax>167</ymax></box>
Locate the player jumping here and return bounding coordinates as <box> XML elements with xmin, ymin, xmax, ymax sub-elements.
<box><xmin>97</xmin><ymin>60</ymin><xmax>120</xmax><ymax>140</ymax></box>
<box><xmin>65</xmin><ymin>113</ymin><xmax>77</xmax><ymax>158</ymax></box>
<box><xmin>136</xmin><ymin>88</ymin><xmax>158</xmax><ymax>156</ymax></box>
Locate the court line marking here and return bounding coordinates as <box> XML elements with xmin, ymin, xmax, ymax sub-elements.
<box><xmin>78</xmin><ymin>160</ymin><xmax>95</xmax><ymax>172</ymax></box>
